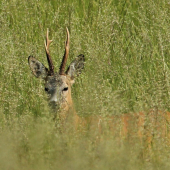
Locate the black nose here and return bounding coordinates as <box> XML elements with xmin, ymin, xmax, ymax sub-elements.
<box><xmin>45</xmin><ymin>88</ymin><xmax>49</xmax><ymax>92</ymax></box>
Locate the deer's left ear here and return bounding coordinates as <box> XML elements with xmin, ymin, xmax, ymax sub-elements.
<box><xmin>66</xmin><ymin>54</ymin><xmax>85</xmax><ymax>84</ymax></box>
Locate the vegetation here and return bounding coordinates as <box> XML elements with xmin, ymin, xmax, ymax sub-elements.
<box><xmin>1</xmin><ymin>0</ymin><xmax>170</xmax><ymax>169</ymax></box>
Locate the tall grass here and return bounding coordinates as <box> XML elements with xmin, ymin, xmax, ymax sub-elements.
<box><xmin>1</xmin><ymin>0</ymin><xmax>170</xmax><ymax>169</ymax></box>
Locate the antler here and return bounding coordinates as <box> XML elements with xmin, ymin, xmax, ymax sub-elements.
<box><xmin>44</xmin><ymin>28</ymin><xmax>54</xmax><ymax>75</ymax></box>
<box><xmin>59</xmin><ymin>27</ymin><xmax>70</xmax><ymax>75</ymax></box>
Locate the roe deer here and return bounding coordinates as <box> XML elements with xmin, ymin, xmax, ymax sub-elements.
<box><xmin>28</xmin><ymin>28</ymin><xmax>170</xmax><ymax>145</ymax></box>
<box><xmin>28</xmin><ymin>28</ymin><xmax>84</xmax><ymax>123</ymax></box>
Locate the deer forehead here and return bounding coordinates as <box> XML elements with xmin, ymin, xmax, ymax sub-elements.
<box><xmin>45</xmin><ymin>74</ymin><xmax>70</xmax><ymax>87</ymax></box>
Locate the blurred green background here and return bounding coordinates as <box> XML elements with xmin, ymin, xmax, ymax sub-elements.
<box><xmin>1</xmin><ymin>0</ymin><xmax>170</xmax><ymax>169</ymax></box>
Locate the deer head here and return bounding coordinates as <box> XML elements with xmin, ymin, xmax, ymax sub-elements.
<box><xmin>28</xmin><ymin>28</ymin><xmax>85</xmax><ymax>111</ymax></box>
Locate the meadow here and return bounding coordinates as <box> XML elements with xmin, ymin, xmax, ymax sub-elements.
<box><xmin>1</xmin><ymin>0</ymin><xmax>170</xmax><ymax>169</ymax></box>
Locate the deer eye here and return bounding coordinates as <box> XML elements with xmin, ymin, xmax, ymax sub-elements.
<box><xmin>45</xmin><ymin>87</ymin><xmax>49</xmax><ymax>92</ymax></box>
<box><xmin>62</xmin><ymin>87</ymin><xmax>68</xmax><ymax>92</ymax></box>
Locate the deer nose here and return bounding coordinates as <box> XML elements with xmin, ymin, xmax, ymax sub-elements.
<box><xmin>45</xmin><ymin>87</ymin><xmax>49</xmax><ymax>92</ymax></box>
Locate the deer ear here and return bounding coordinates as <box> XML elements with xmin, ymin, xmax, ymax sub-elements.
<box><xmin>66</xmin><ymin>54</ymin><xmax>85</xmax><ymax>82</ymax></box>
<box><xmin>28</xmin><ymin>56</ymin><xmax>48</xmax><ymax>79</ymax></box>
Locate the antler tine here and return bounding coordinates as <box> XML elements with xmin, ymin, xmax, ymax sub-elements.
<box><xmin>59</xmin><ymin>27</ymin><xmax>70</xmax><ymax>75</ymax></box>
<box><xmin>44</xmin><ymin>28</ymin><xmax>54</xmax><ymax>75</ymax></box>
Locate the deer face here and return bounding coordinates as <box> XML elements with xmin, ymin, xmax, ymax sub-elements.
<box><xmin>44</xmin><ymin>74</ymin><xmax>69</xmax><ymax>103</ymax></box>
<box><xmin>28</xmin><ymin>28</ymin><xmax>84</xmax><ymax>110</ymax></box>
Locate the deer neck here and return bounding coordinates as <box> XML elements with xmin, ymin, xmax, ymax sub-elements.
<box><xmin>53</xmin><ymin>87</ymin><xmax>74</xmax><ymax>122</ymax></box>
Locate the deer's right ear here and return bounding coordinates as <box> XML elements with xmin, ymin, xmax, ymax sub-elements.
<box><xmin>28</xmin><ymin>56</ymin><xmax>48</xmax><ymax>79</ymax></box>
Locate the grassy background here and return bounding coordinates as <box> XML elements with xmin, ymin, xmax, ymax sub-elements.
<box><xmin>1</xmin><ymin>0</ymin><xmax>170</xmax><ymax>169</ymax></box>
